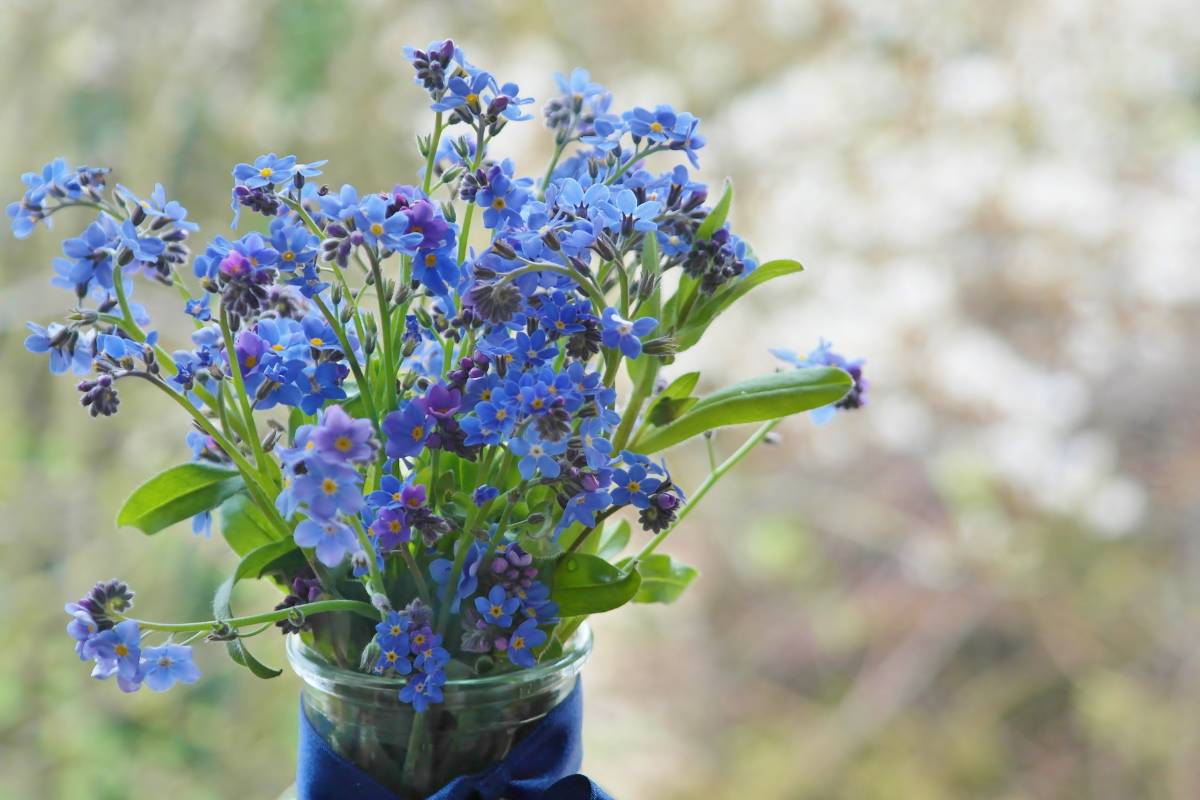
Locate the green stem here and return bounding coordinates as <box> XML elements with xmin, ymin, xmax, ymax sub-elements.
<box><xmin>140</xmin><ymin>375</ymin><xmax>276</xmax><ymax>510</ymax></box>
<box><xmin>367</xmin><ymin>250</ymin><xmax>398</xmax><ymax>411</ymax></box>
<box><xmin>400</xmin><ymin>544</ymin><xmax>432</xmax><ymax>605</ymax></box>
<box><xmin>312</xmin><ymin>294</ymin><xmax>383</xmax><ymax>441</ymax></box>
<box><xmin>219</xmin><ymin>305</ymin><xmax>273</xmax><ymax>483</ymax></box>
<box><xmin>349</xmin><ymin>516</ymin><xmax>387</xmax><ymax>604</ymax></box>
<box><xmin>630</xmin><ymin>419</ymin><xmax>780</xmax><ymax>565</ymax></box>
<box><xmin>111</xmin><ymin>270</ymin><xmax>139</xmax><ymax>332</ymax></box>
<box><xmin>605</xmin><ymin>144</ymin><xmax>667</xmax><ymax>186</ymax></box>
<box><xmin>612</xmin><ymin>360</ymin><xmax>658</xmax><ymax>452</ymax></box>
<box><xmin>422</xmin><ymin>112</ymin><xmax>444</xmax><ymax>195</ymax></box>
<box><xmin>455</xmin><ymin>127</ymin><xmax>488</xmax><ymax>265</ymax></box>
<box><xmin>538</xmin><ymin>140</ymin><xmax>568</xmax><ymax>200</ymax></box>
<box><xmin>116</xmin><ymin>599</ymin><xmax>378</xmax><ymax>633</ymax></box>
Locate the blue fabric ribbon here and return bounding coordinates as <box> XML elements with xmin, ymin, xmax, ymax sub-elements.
<box><xmin>297</xmin><ymin>679</ymin><xmax>613</xmax><ymax>799</ymax></box>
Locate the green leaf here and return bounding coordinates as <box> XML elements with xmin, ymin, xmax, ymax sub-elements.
<box><xmin>622</xmin><ymin>554</ymin><xmax>699</xmax><ymax>604</ymax></box>
<box><xmin>675</xmin><ymin>259</ymin><xmax>804</xmax><ymax>351</ymax></box>
<box><xmin>644</xmin><ymin>371</ymin><xmax>701</xmax><ymax>427</ymax></box>
<box><xmin>233</xmin><ymin>539</ymin><xmax>299</xmax><ymax>583</ymax></box>
<box><xmin>631</xmin><ymin>366</ymin><xmax>852</xmax><ymax>453</ymax></box>
<box><xmin>596</xmin><ymin>520</ymin><xmax>631</xmax><ymax>561</ymax></box>
<box><xmin>695</xmin><ymin>178</ymin><xmax>733</xmax><ymax>242</ymax></box>
<box><xmin>117</xmin><ymin>463</ymin><xmax>244</xmax><ymax>535</ymax></box>
<box><xmin>218</xmin><ymin>492</ymin><xmax>279</xmax><ymax>556</ymax></box>
<box><xmin>211</xmin><ymin>550</ymin><xmax>287</xmax><ymax>680</ymax></box>
<box><xmin>551</xmin><ymin>554</ymin><xmax>642</xmax><ymax>617</ymax></box>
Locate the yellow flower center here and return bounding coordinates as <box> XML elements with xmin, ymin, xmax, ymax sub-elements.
<box><xmin>115</xmin><ymin>643</ymin><xmax>129</xmax><ymax>657</ymax></box>
<box><xmin>425</xmin><ymin>253</ymin><xmax>438</xmax><ymax>267</ymax></box>
<box><xmin>490</xmin><ymin>605</ymin><xmax>503</xmax><ymax>618</ymax></box>
<box><xmin>466</xmin><ymin>92</ymin><xmax>479</xmax><ymax>104</ymax></box>
<box><xmin>531</xmin><ymin>398</ymin><xmax>544</xmax><ymax>409</ymax></box>
<box><xmin>370</xmin><ymin>222</ymin><xmax>384</xmax><ymax>236</ymax></box>
<box><xmin>512</xmin><ymin>635</ymin><xmax>525</xmax><ymax>649</ymax></box>
<box><xmin>649</xmin><ymin>121</ymin><xmax>664</xmax><ymax>133</ymax></box>
<box><xmin>244</xmin><ymin>354</ymin><xmax>257</xmax><ymax>368</ymax></box>
<box><xmin>392</xmin><ymin>491</ymin><xmax>402</xmax><ymax>502</ymax></box>
<box><xmin>386</xmin><ymin>651</ymin><xmax>397</xmax><ymax>662</ymax></box>
<box><xmin>411</xmin><ymin>425</ymin><xmax>424</xmax><ymax>440</ymax></box>
<box><xmin>389</xmin><ymin>521</ymin><xmax>402</xmax><ymax>533</ymax></box>
<box><xmin>321</xmin><ymin>478</ymin><xmax>338</xmax><ymax>495</ymax></box>
<box><xmin>158</xmin><ymin>656</ymin><xmax>172</xmax><ymax>668</ymax></box>
<box><xmin>272</xmin><ymin>343</ymin><xmax>285</xmax><ymax>351</ymax></box>
<box><xmin>390</xmin><ymin>625</ymin><xmax>402</xmax><ymax>636</ymax></box>
<box><xmin>309</xmin><ymin>337</ymin><xmax>324</xmax><ymax>346</ymax></box>
<box><xmin>259</xmin><ymin>167</ymin><xmax>273</xmax><ymax>178</ymax></box>
<box><xmin>495</xmin><ymin>409</ymin><xmax>507</xmax><ymax>421</ymax></box>
<box><xmin>282</xmin><ymin>251</ymin><xmax>295</xmax><ymax>261</ymax></box>
<box><xmin>335</xmin><ymin>435</ymin><xmax>352</xmax><ymax>452</ymax></box>
<box><xmin>492</xmin><ymin>197</ymin><xmax>506</xmax><ymax>210</ymax></box>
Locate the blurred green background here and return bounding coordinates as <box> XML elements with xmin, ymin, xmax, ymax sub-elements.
<box><xmin>2</xmin><ymin>1</ymin><xmax>1198</xmax><ymax>798</ymax></box>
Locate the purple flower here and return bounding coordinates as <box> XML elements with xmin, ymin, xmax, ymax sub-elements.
<box><xmin>506</xmin><ymin>618</ymin><xmax>548</xmax><ymax>668</ymax></box>
<box><xmin>294</xmin><ymin>516</ymin><xmax>358</xmax><ymax>567</ymax></box>
<box><xmin>312</xmin><ymin>405</ymin><xmax>377</xmax><ymax>464</ymax></box>
<box><xmin>370</xmin><ymin>506</ymin><xmax>410</xmax><ymax>550</ymax></box>
<box><xmin>382</xmin><ymin>401</ymin><xmax>435</xmax><ymax>460</ymax></box>
<box><xmin>600</xmin><ymin>308</ymin><xmax>657</xmax><ymax>359</ymax></box>
<box><xmin>140</xmin><ymin>644</ymin><xmax>200</xmax><ymax>692</ymax></box>
<box><xmin>291</xmin><ymin>457</ymin><xmax>363</xmax><ymax>519</ymax></box>
<box><xmin>474</xmin><ymin>585</ymin><xmax>520</xmax><ymax>628</ymax></box>
<box><xmin>418</xmin><ymin>383</ymin><xmax>462</xmax><ymax>419</ymax></box>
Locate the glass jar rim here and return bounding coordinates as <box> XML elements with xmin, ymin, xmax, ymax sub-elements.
<box><xmin>285</xmin><ymin>622</ymin><xmax>592</xmax><ymax>692</ymax></box>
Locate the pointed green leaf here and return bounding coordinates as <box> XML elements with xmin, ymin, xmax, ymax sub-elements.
<box><xmin>234</xmin><ymin>539</ymin><xmax>300</xmax><ymax>583</ymax></box>
<box><xmin>596</xmin><ymin>520</ymin><xmax>631</xmax><ymax>561</ymax></box>
<box><xmin>630</xmin><ymin>366</ymin><xmax>852</xmax><ymax>453</ymax></box>
<box><xmin>675</xmin><ymin>259</ymin><xmax>804</xmax><ymax>351</ymax></box>
<box><xmin>695</xmin><ymin>178</ymin><xmax>733</xmax><ymax>242</ymax></box>
<box><xmin>218</xmin><ymin>492</ymin><xmax>279</xmax><ymax>556</ymax></box>
<box><xmin>644</xmin><ymin>371</ymin><xmax>702</xmax><ymax>426</ymax></box>
<box><xmin>117</xmin><ymin>463</ymin><xmax>243</xmax><ymax>535</ymax></box>
<box><xmin>621</xmin><ymin>554</ymin><xmax>699</xmax><ymax>604</ymax></box>
<box><xmin>551</xmin><ymin>554</ymin><xmax>642</xmax><ymax>616</ymax></box>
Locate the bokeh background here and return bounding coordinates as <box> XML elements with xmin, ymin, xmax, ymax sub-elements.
<box><xmin>2</xmin><ymin>1</ymin><xmax>1198</xmax><ymax>798</ymax></box>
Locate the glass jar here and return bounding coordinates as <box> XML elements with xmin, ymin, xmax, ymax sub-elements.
<box><xmin>280</xmin><ymin>624</ymin><xmax>592</xmax><ymax>799</ymax></box>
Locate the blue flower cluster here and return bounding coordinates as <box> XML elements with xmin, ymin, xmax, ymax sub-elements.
<box><xmin>66</xmin><ymin>581</ymin><xmax>200</xmax><ymax>694</ymax></box>
<box><xmin>431</xmin><ymin>539</ymin><xmax>558</xmax><ymax>668</ymax></box>
<box><xmin>15</xmin><ymin>37</ymin><xmax>865</xmax><ymax>714</ymax></box>
<box><xmin>371</xmin><ymin>601</ymin><xmax>450</xmax><ymax>712</ymax></box>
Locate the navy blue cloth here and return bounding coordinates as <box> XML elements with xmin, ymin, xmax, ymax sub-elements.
<box><xmin>297</xmin><ymin>679</ymin><xmax>613</xmax><ymax>799</ymax></box>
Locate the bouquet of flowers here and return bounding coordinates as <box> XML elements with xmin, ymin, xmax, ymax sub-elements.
<box><xmin>12</xmin><ymin>38</ymin><xmax>865</xmax><ymax>794</ymax></box>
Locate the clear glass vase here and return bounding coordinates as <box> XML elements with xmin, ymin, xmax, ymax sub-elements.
<box><xmin>279</xmin><ymin>624</ymin><xmax>592</xmax><ymax>800</ymax></box>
